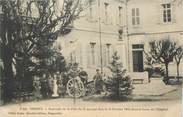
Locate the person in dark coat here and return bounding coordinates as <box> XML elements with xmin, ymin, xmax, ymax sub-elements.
<box><xmin>57</xmin><ymin>78</ymin><xmax>66</xmax><ymax>98</ymax></box>
<box><xmin>79</xmin><ymin>67</ymin><xmax>88</xmax><ymax>85</ymax></box>
<box><xmin>61</xmin><ymin>72</ymin><xmax>69</xmax><ymax>89</ymax></box>
<box><xmin>68</xmin><ymin>63</ymin><xmax>79</xmax><ymax>78</ymax></box>
<box><xmin>40</xmin><ymin>78</ymin><xmax>49</xmax><ymax>99</ymax></box>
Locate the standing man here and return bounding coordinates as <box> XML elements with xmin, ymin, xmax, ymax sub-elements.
<box><xmin>93</xmin><ymin>69</ymin><xmax>103</xmax><ymax>94</ymax></box>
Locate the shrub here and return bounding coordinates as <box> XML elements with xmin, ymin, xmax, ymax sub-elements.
<box><xmin>104</xmin><ymin>52</ymin><xmax>133</xmax><ymax>100</ymax></box>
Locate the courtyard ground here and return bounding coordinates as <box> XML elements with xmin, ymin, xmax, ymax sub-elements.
<box><xmin>132</xmin><ymin>78</ymin><xmax>182</xmax><ymax>101</ymax></box>
<box><xmin>0</xmin><ymin>78</ymin><xmax>182</xmax><ymax>117</ymax></box>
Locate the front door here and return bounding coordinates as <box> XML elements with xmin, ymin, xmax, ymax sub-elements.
<box><xmin>133</xmin><ymin>51</ymin><xmax>143</xmax><ymax>72</ymax></box>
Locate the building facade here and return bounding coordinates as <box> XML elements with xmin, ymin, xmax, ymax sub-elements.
<box><xmin>126</xmin><ymin>0</ymin><xmax>183</xmax><ymax>76</ymax></box>
<box><xmin>56</xmin><ymin>0</ymin><xmax>183</xmax><ymax>81</ymax></box>
<box><xmin>56</xmin><ymin>0</ymin><xmax>127</xmax><ymax>78</ymax></box>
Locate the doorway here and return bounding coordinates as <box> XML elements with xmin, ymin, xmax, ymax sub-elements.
<box><xmin>132</xmin><ymin>50</ymin><xmax>144</xmax><ymax>72</ymax></box>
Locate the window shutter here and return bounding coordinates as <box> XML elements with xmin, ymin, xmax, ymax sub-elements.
<box><xmin>122</xmin><ymin>8</ymin><xmax>125</xmax><ymax>26</ymax></box>
<box><xmin>79</xmin><ymin>46</ymin><xmax>83</xmax><ymax>66</ymax></box>
<box><xmin>136</xmin><ymin>8</ymin><xmax>140</xmax><ymax>25</ymax></box>
<box><xmin>171</xmin><ymin>2</ymin><xmax>176</xmax><ymax>23</ymax></box>
<box><xmin>73</xmin><ymin>51</ymin><xmax>76</xmax><ymax>63</ymax></box>
<box><xmin>157</xmin><ymin>4</ymin><xmax>163</xmax><ymax>24</ymax></box>
<box><xmin>136</xmin><ymin>8</ymin><xmax>139</xmax><ymax>16</ymax></box>
<box><xmin>90</xmin><ymin>43</ymin><xmax>96</xmax><ymax>66</ymax></box>
<box><xmin>132</xmin><ymin>8</ymin><xmax>135</xmax><ymax>25</ymax></box>
<box><xmin>87</xmin><ymin>44</ymin><xmax>91</xmax><ymax>67</ymax></box>
<box><xmin>116</xmin><ymin>9</ymin><xmax>119</xmax><ymax>25</ymax></box>
<box><xmin>132</xmin><ymin>8</ymin><xmax>135</xmax><ymax>16</ymax></box>
<box><xmin>97</xmin><ymin>44</ymin><xmax>101</xmax><ymax>67</ymax></box>
<box><xmin>93</xmin><ymin>45</ymin><xmax>96</xmax><ymax>66</ymax></box>
<box><xmin>97</xmin><ymin>45</ymin><xmax>100</xmax><ymax>66</ymax></box>
<box><xmin>103</xmin><ymin>45</ymin><xmax>107</xmax><ymax>66</ymax></box>
<box><xmin>107</xmin><ymin>44</ymin><xmax>111</xmax><ymax>65</ymax></box>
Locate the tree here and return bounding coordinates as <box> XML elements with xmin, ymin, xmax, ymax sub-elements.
<box><xmin>0</xmin><ymin>0</ymin><xmax>86</xmax><ymax>102</ymax></box>
<box><xmin>105</xmin><ymin>52</ymin><xmax>133</xmax><ymax>100</ymax></box>
<box><xmin>174</xmin><ymin>46</ymin><xmax>183</xmax><ymax>82</ymax></box>
<box><xmin>144</xmin><ymin>51</ymin><xmax>155</xmax><ymax>80</ymax></box>
<box><xmin>149</xmin><ymin>39</ymin><xmax>176</xmax><ymax>84</ymax></box>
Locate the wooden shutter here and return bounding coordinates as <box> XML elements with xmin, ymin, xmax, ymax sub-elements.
<box><xmin>97</xmin><ymin>44</ymin><xmax>102</xmax><ymax>67</ymax></box>
<box><xmin>103</xmin><ymin>45</ymin><xmax>107</xmax><ymax>66</ymax></box>
<box><xmin>171</xmin><ymin>2</ymin><xmax>176</xmax><ymax>23</ymax></box>
<box><xmin>136</xmin><ymin>8</ymin><xmax>140</xmax><ymax>25</ymax></box>
<box><xmin>156</xmin><ymin>3</ymin><xmax>163</xmax><ymax>24</ymax></box>
<box><xmin>132</xmin><ymin>8</ymin><xmax>136</xmax><ymax>25</ymax></box>
<box><xmin>87</xmin><ymin>44</ymin><xmax>91</xmax><ymax>67</ymax></box>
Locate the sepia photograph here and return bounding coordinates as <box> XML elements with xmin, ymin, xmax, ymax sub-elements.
<box><xmin>0</xmin><ymin>0</ymin><xmax>182</xmax><ymax>117</ymax></box>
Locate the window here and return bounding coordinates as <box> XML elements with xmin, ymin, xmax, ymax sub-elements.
<box><xmin>118</xmin><ymin>6</ymin><xmax>122</xmax><ymax>25</ymax></box>
<box><xmin>132</xmin><ymin>44</ymin><xmax>144</xmax><ymax>49</ymax></box>
<box><xmin>90</xmin><ymin>43</ymin><xmax>96</xmax><ymax>65</ymax></box>
<box><xmin>132</xmin><ymin>44</ymin><xmax>144</xmax><ymax>72</ymax></box>
<box><xmin>162</xmin><ymin>3</ymin><xmax>171</xmax><ymax>23</ymax></box>
<box><xmin>70</xmin><ymin>51</ymin><xmax>76</xmax><ymax>63</ymax></box>
<box><xmin>79</xmin><ymin>48</ymin><xmax>83</xmax><ymax>66</ymax></box>
<box><xmin>132</xmin><ymin>8</ymin><xmax>140</xmax><ymax>26</ymax></box>
<box><xmin>89</xmin><ymin>0</ymin><xmax>93</xmax><ymax>18</ymax></box>
<box><xmin>103</xmin><ymin>44</ymin><xmax>111</xmax><ymax>66</ymax></box>
<box><xmin>70</xmin><ymin>53</ymin><xmax>73</xmax><ymax>63</ymax></box>
<box><xmin>73</xmin><ymin>51</ymin><xmax>77</xmax><ymax>63</ymax></box>
<box><xmin>104</xmin><ymin>3</ymin><xmax>109</xmax><ymax>23</ymax></box>
<box><xmin>103</xmin><ymin>46</ymin><xmax>107</xmax><ymax>66</ymax></box>
<box><xmin>106</xmin><ymin>44</ymin><xmax>111</xmax><ymax>65</ymax></box>
<box><xmin>132</xmin><ymin>51</ymin><xmax>144</xmax><ymax>72</ymax></box>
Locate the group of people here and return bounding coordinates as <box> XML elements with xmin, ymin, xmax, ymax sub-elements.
<box><xmin>32</xmin><ymin>67</ymin><xmax>89</xmax><ymax>100</ymax></box>
<box><xmin>33</xmin><ymin>74</ymin><xmax>61</xmax><ymax>100</ymax></box>
<box><xmin>67</xmin><ymin>66</ymin><xmax>88</xmax><ymax>85</ymax></box>
<box><xmin>32</xmin><ymin>67</ymin><xmax>113</xmax><ymax>100</ymax></box>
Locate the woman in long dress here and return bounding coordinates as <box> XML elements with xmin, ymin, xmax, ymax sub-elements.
<box><xmin>47</xmin><ymin>75</ymin><xmax>54</xmax><ymax>98</ymax></box>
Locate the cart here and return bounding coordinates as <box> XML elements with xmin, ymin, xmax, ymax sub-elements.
<box><xmin>66</xmin><ymin>75</ymin><xmax>94</xmax><ymax>98</ymax></box>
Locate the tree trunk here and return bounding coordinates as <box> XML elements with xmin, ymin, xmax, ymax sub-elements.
<box><xmin>1</xmin><ymin>16</ymin><xmax>16</xmax><ymax>102</ymax></box>
<box><xmin>116</xmin><ymin>77</ymin><xmax>120</xmax><ymax>99</ymax></box>
<box><xmin>2</xmin><ymin>46</ymin><xmax>14</xmax><ymax>103</ymax></box>
<box><xmin>164</xmin><ymin>63</ymin><xmax>169</xmax><ymax>84</ymax></box>
<box><xmin>177</xmin><ymin>63</ymin><xmax>180</xmax><ymax>82</ymax></box>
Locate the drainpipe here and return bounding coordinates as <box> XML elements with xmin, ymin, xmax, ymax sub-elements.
<box><xmin>97</xmin><ymin>0</ymin><xmax>103</xmax><ymax>73</ymax></box>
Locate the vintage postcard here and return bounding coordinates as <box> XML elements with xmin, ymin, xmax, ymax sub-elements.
<box><xmin>0</xmin><ymin>0</ymin><xmax>182</xmax><ymax>117</ymax></box>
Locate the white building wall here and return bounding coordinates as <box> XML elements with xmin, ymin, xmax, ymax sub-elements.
<box><xmin>127</xmin><ymin>0</ymin><xmax>183</xmax><ymax>77</ymax></box>
<box><xmin>127</xmin><ymin>0</ymin><xmax>183</xmax><ymax>34</ymax></box>
<box><xmin>55</xmin><ymin>0</ymin><xmax>183</xmax><ymax>81</ymax></box>
<box><xmin>55</xmin><ymin>0</ymin><xmax>127</xmax><ymax>79</ymax></box>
